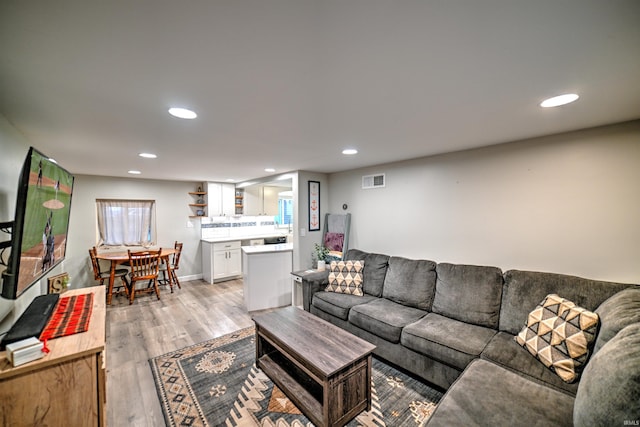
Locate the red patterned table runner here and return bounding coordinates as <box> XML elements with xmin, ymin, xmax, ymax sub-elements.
<box><xmin>39</xmin><ymin>293</ymin><xmax>94</xmax><ymax>341</ymax></box>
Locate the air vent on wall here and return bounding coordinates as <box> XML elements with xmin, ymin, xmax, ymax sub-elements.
<box><xmin>362</xmin><ymin>173</ymin><xmax>385</xmax><ymax>189</ymax></box>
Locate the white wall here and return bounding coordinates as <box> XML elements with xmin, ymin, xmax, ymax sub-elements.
<box><xmin>328</xmin><ymin>120</ymin><xmax>640</xmax><ymax>284</ymax></box>
<box><xmin>294</xmin><ymin>171</ymin><xmax>329</xmax><ymax>270</ymax></box>
<box><xmin>65</xmin><ymin>175</ymin><xmax>205</xmax><ymax>289</ymax></box>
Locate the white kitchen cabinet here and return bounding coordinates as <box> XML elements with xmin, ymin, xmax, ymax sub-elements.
<box><xmin>207</xmin><ymin>182</ymin><xmax>236</xmax><ymax>216</ymax></box>
<box><xmin>202</xmin><ymin>240</ymin><xmax>242</xmax><ymax>283</ymax></box>
<box><xmin>214</xmin><ymin>244</ymin><xmax>241</xmax><ymax>280</ymax></box>
<box><xmin>262</xmin><ymin>186</ymin><xmax>279</xmax><ymax>216</ymax></box>
<box><xmin>243</xmin><ymin>185</ymin><xmax>262</xmax><ymax>215</ymax></box>
<box><xmin>244</xmin><ymin>185</ymin><xmax>279</xmax><ymax>215</ymax></box>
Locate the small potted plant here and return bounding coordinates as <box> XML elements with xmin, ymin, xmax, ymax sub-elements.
<box><xmin>313</xmin><ymin>243</ymin><xmax>329</xmax><ymax>271</ymax></box>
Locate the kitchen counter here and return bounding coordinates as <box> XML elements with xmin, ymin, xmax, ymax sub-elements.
<box><xmin>241</xmin><ymin>243</ymin><xmax>293</xmax><ymax>254</ymax></box>
<box><xmin>242</xmin><ymin>243</ymin><xmax>293</xmax><ymax>311</ymax></box>
<box><xmin>201</xmin><ymin>233</ymin><xmax>289</xmax><ymax>244</ymax></box>
<box><xmin>201</xmin><ymin>237</ymin><xmax>290</xmax><ymax>284</ymax></box>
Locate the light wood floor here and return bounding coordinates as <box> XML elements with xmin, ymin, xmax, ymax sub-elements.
<box><xmin>105</xmin><ymin>278</ymin><xmax>255</xmax><ymax>427</ymax></box>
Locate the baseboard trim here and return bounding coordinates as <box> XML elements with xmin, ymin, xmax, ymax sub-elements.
<box><xmin>177</xmin><ymin>274</ymin><xmax>202</xmax><ymax>282</ymax></box>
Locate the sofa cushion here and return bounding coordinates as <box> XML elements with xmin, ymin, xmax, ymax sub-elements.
<box><xmin>481</xmin><ymin>332</ymin><xmax>579</xmax><ymax>396</ymax></box>
<box><xmin>349</xmin><ymin>298</ymin><xmax>427</xmax><ymax>343</ymax></box>
<box><xmin>574</xmin><ymin>323</ymin><xmax>640</xmax><ymax>427</ymax></box>
<box><xmin>425</xmin><ymin>359</ymin><xmax>575</xmax><ymax>427</ymax></box>
<box><xmin>401</xmin><ymin>313</ymin><xmax>496</xmax><ymax>370</ymax></box>
<box><xmin>593</xmin><ymin>287</ymin><xmax>640</xmax><ymax>355</ymax></box>
<box><xmin>431</xmin><ymin>263</ymin><xmax>503</xmax><ymax>328</ymax></box>
<box><xmin>515</xmin><ymin>294</ymin><xmax>599</xmax><ymax>383</ymax></box>
<box><xmin>345</xmin><ymin>249</ymin><xmax>389</xmax><ymax>297</ymax></box>
<box><xmin>325</xmin><ymin>260</ymin><xmax>365</xmax><ymax>296</ymax></box>
<box><xmin>499</xmin><ymin>269</ymin><xmax>633</xmax><ymax>335</ymax></box>
<box><xmin>311</xmin><ymin>291</ymin><xmax>377</xmax><ymax>320</ymax></box>
<box><xmin>381</xmin><ymin>256</ymin><xmax>437</xmax><ymax>310</ymax></box>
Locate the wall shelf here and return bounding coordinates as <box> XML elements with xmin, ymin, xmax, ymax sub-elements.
<box><xmin>235</xmin><ymin>188</ymin><xmax>244</xmax><ymax>215</ymax></box>
<box><xmin>189</xmin><ymin>188</ymin><xmax>207</xmax><ymax>217</ymax></box>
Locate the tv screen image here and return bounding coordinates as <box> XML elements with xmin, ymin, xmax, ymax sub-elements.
<box><xmin>1</xmin><ymin>147</ymin><xmax>74</xmax><ymax>299</ymax></box>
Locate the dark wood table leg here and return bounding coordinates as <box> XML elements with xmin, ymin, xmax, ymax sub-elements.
<box><xmin>162</xmin><ymin>255</ymin><xmax>174</xmax><ymax>292</ymax></box>
<box><xmin>107</xmin><ymin>260</ymin><xmax>116</xmax><ymax>305</ymax></box>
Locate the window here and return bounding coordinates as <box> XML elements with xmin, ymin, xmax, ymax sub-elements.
<box><xmin>278</xmin><ymin>197</ymin><xmax>293</xmax><ymax>226</ymax></box>
<box><xmin>96</xmin><ymin>199</ymin><xmax>156</xmax><ymax>246</ymax></box>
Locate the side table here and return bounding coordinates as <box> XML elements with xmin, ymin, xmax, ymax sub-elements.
<box><xmin>291</xmin><ymin>270</ymin><xmax>313</xmax><ymax>308</ymax></box>
<box><xmin>290</xmin><ymin>269</ymin><xmax>331</xmax><ymax>311</ymax></box>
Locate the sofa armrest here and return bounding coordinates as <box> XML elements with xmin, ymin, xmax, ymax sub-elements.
<box><xmin>300</xmin><ymin>270</ymin><xmax>330</xmax><ymax>311</ymax></box>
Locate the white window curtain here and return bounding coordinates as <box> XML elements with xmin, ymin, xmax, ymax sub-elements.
<box><xmin>96</xmin><ymin>199</ymin><xmax>156</xmax><ymax>246</ymax></box>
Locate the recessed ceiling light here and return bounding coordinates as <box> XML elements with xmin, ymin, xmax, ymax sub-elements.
<box><xmin>265</xmin><ymin>168</ymin><xmax>276</xmax><ymax>173</ymax></box>
<box><xmin>139</xmin><ymin>152</ymin><xmax>157</xmax><ymax>159</ymax></box>
<box><xmin>128</xmin><ymin>170</ymin><xmax>141</xmax><ymax>175</ymax></box>
<box><xmin>342</xmin><ymin>148</ymin><xmax>358</xmax><ymax>155</ymax></box>
<box><xmin>48</xmin><ymin>158</ymin><xmax>58</xmax><ymax>164</ymax></box>
<box><xmin>168</xmin><ymin>107</ymin><xmax>197</xmax><ymax>119</ymax></box>
<box><xmin>540</xmin><ymin>94</ymin><xmax>579</xmax><ymax>108</ymax></box>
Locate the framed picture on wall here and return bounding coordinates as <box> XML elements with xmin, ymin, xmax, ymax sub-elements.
<box><xmin>308</xmin><ymin>180</ymin><xmax>320</xmax><ymax>231</ymax></box>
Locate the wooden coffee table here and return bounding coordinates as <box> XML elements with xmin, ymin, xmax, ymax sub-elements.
<box><xmin>253</xmin><ymin>307</ymin><xmax>376</xmax><ymax>427</ymax></box>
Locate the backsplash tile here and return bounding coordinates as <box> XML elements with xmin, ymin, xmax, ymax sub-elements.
<box><xmin>201</xmin><ymin>216</ymin><xmax>279</xmax><ymax>239</ymax></box>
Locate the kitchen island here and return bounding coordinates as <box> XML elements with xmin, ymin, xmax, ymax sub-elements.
<box><xmin>242</xmin><ymin>243</ymin><xmax>293</xmax><ymax>311</ymax></box>
<box><xmin>201</xmin><ymin>235</ymin><xmax>289</xmax><ymax>283</ymax></box>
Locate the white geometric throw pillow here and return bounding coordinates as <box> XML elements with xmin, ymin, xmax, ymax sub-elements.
<box><xmin>515</xmin><ymin>293</ymin><xmax>599</xmax><ymax>383</ymax></box>
<box><xmin>325</xmin><ymin>260</ymin><xmax>365</xmax><ymax>296</ymax></box>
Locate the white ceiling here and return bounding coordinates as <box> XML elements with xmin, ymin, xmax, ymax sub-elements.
<box><xmin>1</xmin><ymin>1</ymin><xmax>639</xmax><ymax>183</ymax></box>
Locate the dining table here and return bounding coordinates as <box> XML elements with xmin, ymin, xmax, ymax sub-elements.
<box><xmin>95</xmin><ymin>247</ymin><xmax>177</xmax><ymax>305</ymax></box>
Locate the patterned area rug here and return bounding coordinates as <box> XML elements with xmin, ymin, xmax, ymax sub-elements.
<box><xmin>150</xmin><ymin>327</ymin><xmax>442</xmax><ymax>427</ymax></box>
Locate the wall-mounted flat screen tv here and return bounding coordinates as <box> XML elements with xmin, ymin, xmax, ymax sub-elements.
<box><xmin>1</xmin><ymin>147</ymin><xmax>74</xmax><ymax>299</ymax></box>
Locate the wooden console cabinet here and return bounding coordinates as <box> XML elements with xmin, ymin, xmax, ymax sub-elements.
<box><xmin>0</xmin><ymin>286</ymin><xmax>106</xmax><ymax>427</ymax></box>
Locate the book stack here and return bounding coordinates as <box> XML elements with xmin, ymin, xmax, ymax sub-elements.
<box><xmin>5</xmin><ymin>337</ymin><xmax>45</xmax><ymax>367</ymax></box>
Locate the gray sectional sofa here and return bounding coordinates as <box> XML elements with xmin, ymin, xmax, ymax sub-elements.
<box><xmin>300</xmin><ymin>248</ymin><xmax>640</xmax><ymax>426</ymax></box>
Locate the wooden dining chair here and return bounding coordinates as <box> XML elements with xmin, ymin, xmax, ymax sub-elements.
<box><xmin>89</xmin><ymin>247</ymin><xmax>130</xmax><ymax>300</ymax></box>
<box><xmin>159</xmin><ymin>241</ymin><xmax>183</xmax><ymax>292</ymax></box>
<box><xmin>127</xmin><ymin>249</ymin><xmax>162</xmax><ymax>305</ymax></box>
